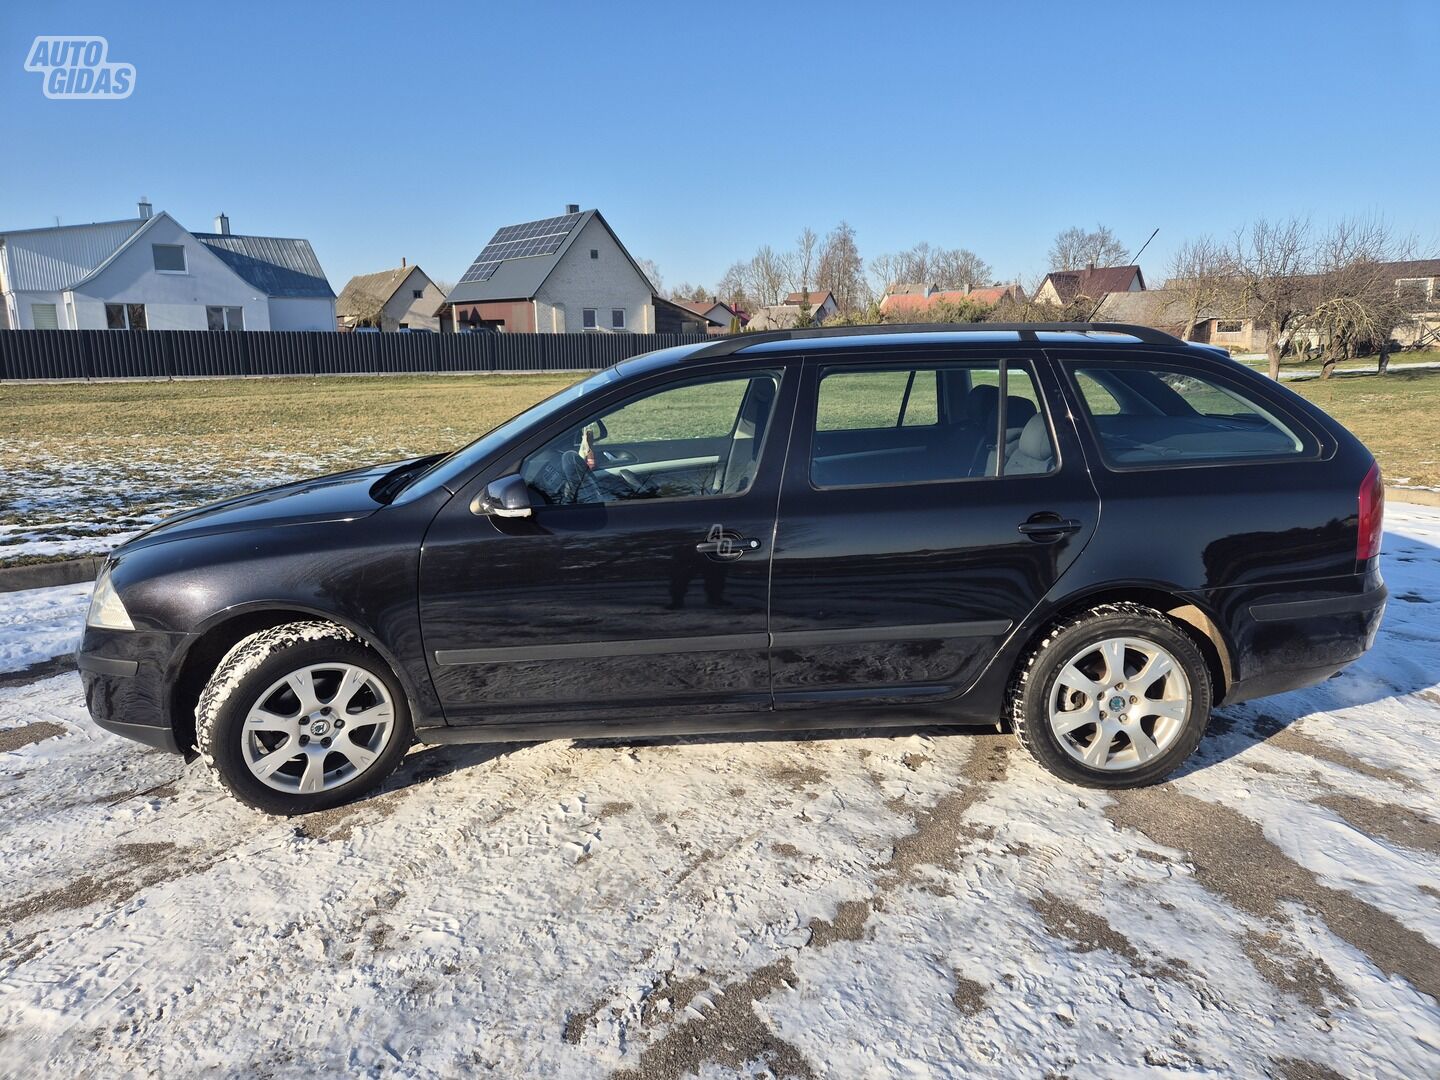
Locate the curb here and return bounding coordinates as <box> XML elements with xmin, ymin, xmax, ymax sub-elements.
<box><xmin>0</xmin><ymin>556</ymin><xmax>105</xmax><ymax>593</ymax></box>
<box><xmin>1387</xmin><ymin>486</ymin><xmax>1440</xmax><ymax>508</ymax></box>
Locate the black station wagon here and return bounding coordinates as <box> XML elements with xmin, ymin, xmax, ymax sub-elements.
<box><xmin>78</xmin><ymin>323</ymin><xmax>1388</xmax><ymax>814</ymax></box>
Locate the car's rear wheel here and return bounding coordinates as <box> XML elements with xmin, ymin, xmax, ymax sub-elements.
<box><xmin>196</xmin><ymin>622</ymin><xmax>413</xmax><ymax>814</ymax></box>
<box><xmin>1011</xmin><ymin>603</ymin><xmax>1212</xmax><ymax>788</ymax></box>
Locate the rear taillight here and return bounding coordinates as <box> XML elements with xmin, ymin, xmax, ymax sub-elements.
<box><xmin>1357</xmin><ymin>461</ymin><xmax>1383</xmax><ymax>561</ymax></box>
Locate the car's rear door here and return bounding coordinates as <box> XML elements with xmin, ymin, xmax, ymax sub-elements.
<box><xmin>418</xmin><ymin>360</ymin><xmax>797</xmax><ymax>728</ymax></box>
<box><xmin>767</xmin><ymin>347</ymin><xmax>1099</xmax><ymax>711</ymax></box>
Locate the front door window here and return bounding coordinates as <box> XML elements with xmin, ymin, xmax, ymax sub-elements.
<box><xmin>519</xmin><ymin>372</ymin><xmax>781</xmax><ymax>506</ymax></box>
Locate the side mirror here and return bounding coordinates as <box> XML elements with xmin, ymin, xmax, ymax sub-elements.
<box><xmin>475</xmin><ymin>474</ymin><xmax>534</xmax><ymax>519</ymax></box>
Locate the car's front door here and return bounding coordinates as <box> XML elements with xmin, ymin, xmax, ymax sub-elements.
<box><xmin>419</xmin><ymin>362</ymin><xmax>796</xmax><ymax>727</ymax></box>
<box><xmin>767</xmin><ymin>350</ymin><xmax>1099</xmax><ymax>714</ymax></box>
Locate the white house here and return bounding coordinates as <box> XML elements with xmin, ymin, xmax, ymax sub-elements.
<box><xmin>782</xmin><ymin>289</ymin><xmax>839</xmax><ymax>323</ymax></box>
<box><xmin>0</xmin><ymin>200</ymin><xmax>335</xmax><ymax>331</ymax></box>
<box><xmin>336</xmin><ymin>261</ymin><xmax>447</xmax><ymax>332</ymax></box>
<box><xmin>445</xmin><ymin>205</ymin><xmax>656</xmax><ymax>333</ymax></box>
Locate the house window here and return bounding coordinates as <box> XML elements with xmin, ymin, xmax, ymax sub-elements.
<box><xmin>206</xmin><ymin>306</ymin><xmax>244</xmax><ymax>331</ymax></box>
<box><xmin>582</xmin><ymin>308</ymin><xmax>598</xmax><ymax>329</ymax></box>
<box><xmin>1216</xmin><ymin>320</ymin><xmax>1243</xmax><ymax>334</ymax></box>
<box><xmin>105</xmin><ymin>303</ymin><xmax>148</xmax><ymax>330</ymax></box>
<box><xmin>412</xmin><ymin>288</ymin><xmax>424</xmax><ymax>299</ymax></box>
<box><xmin>1396</xmin><ymin>278</ymin><xmax>1433</xmax><ymax>305</ymax></box>
<box><xmin>30</xmin><ymin>302</ymin><xmax>59</xmax><ymax>329</ymax></box>
<box><xmin>590</xmin><ymin>249</ymin><xmax>599</xmax><ymax>260</ymax></box>
<box><xmin>611</xmin><ymin>308</ymin><xmax>626</xmax><ymax>330</ymax></box>
<box><xmin>152</xmin><ymin>244</ymin><xmax>187</xmax><ymax>273</ymax></box>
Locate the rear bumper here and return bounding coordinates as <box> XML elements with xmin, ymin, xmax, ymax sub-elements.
<box><xmin>1219</xmin><ymin>579</ymin><xmax>1386</xmax><ymax>705</ymax></box>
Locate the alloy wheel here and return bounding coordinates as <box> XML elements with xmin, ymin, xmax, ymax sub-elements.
<box><xmin>240</xmin><ymin>662</ymin><xmax>396</xmax><ymax>794</ymax></box>
<box><xmin>1048</xmin><ymin>636</ymin><xmax>1191</xmax><ymax>771</ymax></box>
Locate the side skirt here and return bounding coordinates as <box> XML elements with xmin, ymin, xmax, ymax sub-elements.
<box><xmin>413</xmin><ymin>699</ymin><xmax>1003</xmax><ymax>746</ymax></box>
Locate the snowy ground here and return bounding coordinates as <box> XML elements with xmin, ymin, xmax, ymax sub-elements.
<box><xmin>0</xmin><ymin>440</ymin><xmax>348</xmax><ymax>562</ymax></box>
<box><xmin>0</xmin><ymin>511</ymin><xmax>1437</xmax><ymax>1078</ymax></box>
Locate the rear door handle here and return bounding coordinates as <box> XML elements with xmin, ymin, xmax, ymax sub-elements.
<box><xmin>1017</xmin><ymin>515</ymin><xmax>1083</xmax><ymax>539</ymax></box>
<box><xmin>696</xmin><ymin>536</ymin><xmax>761</xmax><ymax>559</ymax></box>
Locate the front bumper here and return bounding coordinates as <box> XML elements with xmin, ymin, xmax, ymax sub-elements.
<box><xmin>78</xmin><ymin>626</ymin><xmax>189</xmax><ymax>754</ymax></box>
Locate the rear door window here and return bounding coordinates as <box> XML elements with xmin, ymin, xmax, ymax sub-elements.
<box><xmin>1070</xmin><ymin>364</ymin><xmax>1308</xmax><ymax>466</ymax></box>
<box><xmin>810</xmin><ymin>361</ymin><xmax>1055</xmax><ymax>488</ymax></box>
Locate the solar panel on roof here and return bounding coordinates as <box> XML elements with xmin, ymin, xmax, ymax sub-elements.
<box><xmin>458</xmin><ymin>212</ymin><xmax>583</xmax><ymax>284</ymax></box>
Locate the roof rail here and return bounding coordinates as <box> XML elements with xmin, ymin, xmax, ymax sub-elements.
<box><xmin>684</xmin><ymin>321</ymin><xmax>1185</xmax><ymax>360</ymax></box>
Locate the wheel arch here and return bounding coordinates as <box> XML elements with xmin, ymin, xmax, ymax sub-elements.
<box><xmin>1014</xmin><ymin>584</ymin><xmax>1233</xmax><ymax>702</ymax></box>
<box><xmin>168</xmin><ymin>602</ymin><xmax>418</xmax><ymax>755</ymax></box>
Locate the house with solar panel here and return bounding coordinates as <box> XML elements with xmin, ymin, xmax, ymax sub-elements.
<box><xmin>446</xmin><ymin>205</ymin><xmax>657</xmax><ymax>333</ymax></box>
<box><xmin>0</xmin><ymin>198</ymin><xmax>336</xmax><ymax>331</ymax></box>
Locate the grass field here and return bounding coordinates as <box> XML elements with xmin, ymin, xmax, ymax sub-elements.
<box><xmin>1287</xmin><ymin>368</ymin><xmax>1440</xmax><ymax>487</ymax></box>
<box><xmin>2</xmin><ymin>364</ymin><xmax>1437</xmax><ymax>563</ymax></box>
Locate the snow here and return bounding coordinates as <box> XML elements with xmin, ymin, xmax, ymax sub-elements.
<box><xmin>0</xmin><ymin>581</ymin><xmax>91</xmax><ymax>673</ymax></box>
<box><xmin>0</xmin><ymin>509</ymin><xmax>1437</xmax><ymax>1077</ymax></box>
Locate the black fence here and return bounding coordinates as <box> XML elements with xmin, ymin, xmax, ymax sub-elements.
<box><xmin>0</xmin><ymin>330</ymin><xmax>718</xmax><ymax>381</ymax></box>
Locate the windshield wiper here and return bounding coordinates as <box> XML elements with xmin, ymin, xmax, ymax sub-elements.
<box><xmin>371</xmin><ymin>454</ymin><xmax>446</xmax><ymax>504</ymax></box>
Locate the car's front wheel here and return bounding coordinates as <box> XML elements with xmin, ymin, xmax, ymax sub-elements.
<box><xmin>1011</xmin><ymin>603</ymin><xmax>1212</xmax><ymax>788</ymax></box>
<box><xmin>196</xmin><ymin>622</ymin><xmax>413</xmax><ymax>814</ymax></box>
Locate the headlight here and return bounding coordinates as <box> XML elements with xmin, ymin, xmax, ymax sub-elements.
<box><xmin>87</xmin><ymin>565</ymin><xmax>135</xmax><ymax>630</ymax></box>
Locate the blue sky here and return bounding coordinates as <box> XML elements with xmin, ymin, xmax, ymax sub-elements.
<box><xmin>3</xmin><ymin>0</ymin><xmax>1436</xmax><ymax>294</ymax></box>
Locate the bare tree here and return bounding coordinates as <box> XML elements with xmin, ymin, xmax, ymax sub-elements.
<box><xmin>868</xmin><ymin>242</ymin><xmax>993</xmax><ymax>296</ymax></box>
<box><xmin>931</xmin><ymin>248</ymin><xmax>994</xmax><ymax>292</ymax></box>
<box><xmin>635</xmin><ymin>257</ymin><xmax>663</xmax><ymax>295</ymax></box>
<box><xmin>1164</xmin><ymin>235</ymin><xmax>1235</xmax><ymax>340</ymax></box>
<box><xmin>1049</xmin><ymin>225</ymin><xmax>1128</xmax><ymax>270</ymax></box>
<box><xmin>867</xmin><ymin>251</ymin><xmax>905</xmax><ymax>302</ymax></box>
<box><xmin>786</xmin><ymin>227</ymin><xmax>818</xmax><ymax>296</ymax></box>
<box><xmin>1310</xmin><ymin>217</ymin><xmax>1414</xmax><ymax>377</ymax></box>
<box><xmin>668</xmin><ymin>282</ymin><xmax>709</xmax><ymax>302</ymax></box>
<box><xmin>816</xmin><ymin>222</ymin><xmax>866</xmax><ymax>314</ymax></box>
<box><xmin>1231</xmin><ymin>217</ymin><xmax>1315</xmax><ymax>380</ymax></box>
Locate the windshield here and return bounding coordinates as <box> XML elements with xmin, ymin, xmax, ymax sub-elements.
<box><xmin>390</xmin><ymin>366</ymin><xmax>626</xmax><ymax>503</ymax></box>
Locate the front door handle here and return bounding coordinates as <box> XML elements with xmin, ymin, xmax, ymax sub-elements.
<box><xmin>1018</xmin><ymin>514</ymin><xmax>1083</xmax><ymax>540</ymax></box>
<box><xmin>696</xmin><ymin>527</ymin><xmax>761</xmax><ymax>560</ymax></box>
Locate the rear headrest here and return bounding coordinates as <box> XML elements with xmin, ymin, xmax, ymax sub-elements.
<box><xmin>1018</xmin><ymin>414</ymin><xmax>1052</xmax><ymax>459</ymax></box>
<box><xmin>965</xmin><ymin>384</ymin><xmax>999</xmax><ymax>422</ymax></box>
<box><xmin>1005</xmin><ymin>395</ymin><xmax>1037</xmax><ymax>428</ymax></box>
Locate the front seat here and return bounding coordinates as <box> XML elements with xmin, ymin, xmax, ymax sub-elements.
<box><xmin>1004</xmin><ymin>414</ymin><xmax>1055</xmax><ymax>475</ymax></box>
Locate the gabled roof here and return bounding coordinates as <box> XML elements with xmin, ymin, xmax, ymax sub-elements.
<box><xmin>784</xmin><ymin>289</ymin><xmax>835</xmax><ymax>308</ymax></box>
<box><xmin>1039</xmin><ymin>265</ymin><xmax>1145</xmax><ymax>305</ymax></box>
<box><xmin>653</xmin><ymin>295</ymin><xmax>714</xmax><ymax>326</ymax></box>
<box><xmin>674</xmin><ymin>298</ymin><xmax>731</xmax><ymax>325</ymax></box>
<box><xmin>886</xmin><ymin>282</ymin><xmax>936</xmax><ymax>297</ymax></box>
<box><xmin>194</xmin><ymin>233</ymin><xmax>335</xmax><ymax>298</ymax></box>
<box><xmin>879</xmin><ymin>285</ymin><xmax>1023</xmax><ymax>314</ymax></box>
<box><xmin>337</xmin><ymin>265</ymin><xmax>424</xmax><ymax>319</ymax></box>
<box><xmin>0</xmin><ymin>217</ymin><xmax>145</xmax><ymax>291</ymax></box>
<box><xmin>747</xmin><ymin>303</ymin><xmax>811</xmax><ymax>331</ymax></box>
<box><xmin>1383</xmin><ymin>259</ymin><xmax>1440</xmax><ymax>279</ymax></box>
<box><xmin>447</xmin><ymin>209</ymin><xmax>651</xmax><ymax>305</ymax></box>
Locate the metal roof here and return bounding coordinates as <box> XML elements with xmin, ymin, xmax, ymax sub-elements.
<box><xmin>447</xmin><ymin>209</ymin><xmax>653</xmax><ymax>306</ymax></box>
<box><xmin>448</xmin><ymin>211</ymin><xmax>595</xmax><ymax>304</ymax></box>
<box><xmin>0</xmin><ymin>218</ymin><xmax>144</xmax><ymax>291</ymax></box>
<box><xmin>193</xmin><ymin>234</ymin><xmax>335</xmax><ymax>299</ymax></box>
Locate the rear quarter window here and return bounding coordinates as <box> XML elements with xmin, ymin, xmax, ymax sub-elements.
<box><xmin>1070</xmin><ymin>363</ymin><xmax>1311</xmax><ymax>467</ymax></box>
